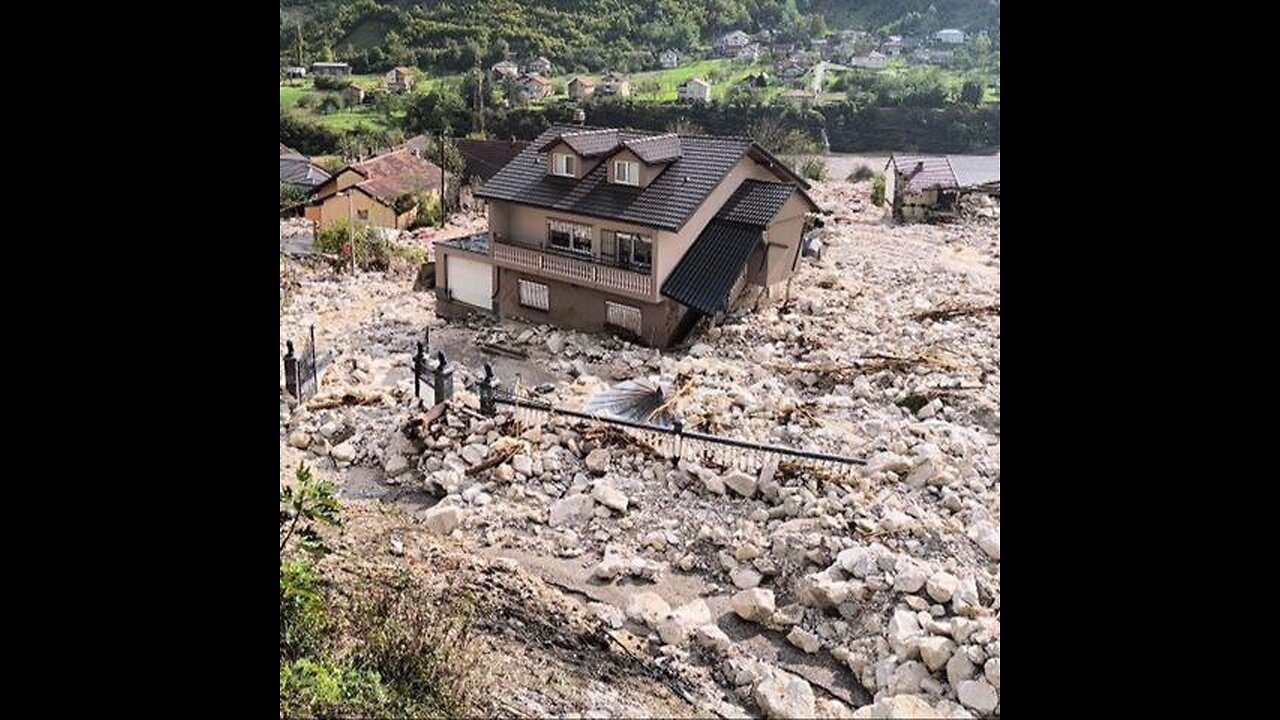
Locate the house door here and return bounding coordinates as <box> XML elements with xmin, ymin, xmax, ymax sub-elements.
<box><xmin>446</xmin><ymin>256</ymin><xmax>493</xmax><ymax>310</ymax></box>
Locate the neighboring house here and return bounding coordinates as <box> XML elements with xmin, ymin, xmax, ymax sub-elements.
<box><xmin>280</xmin><ymin>146</ymin><xmax>332</xmax><ymax>194</ymax></box>
<box><xmin>715</xmin><ymin>30</ymin><xmax>752</xmax><ymax>56</ymax></box>
<box><xmin>283</xmin><ymin>66</ymin><xmax>307</xmax><ymax>78</ymax></box>
<box><xmin>528</xmin><ymin>56</ymin><xmax>553</xmax><ymax>75</ymax></box>
<box><xmin>305</xmin><ymin>147</ymin><xmax>445</xmax><ymax>230</ymax></box>
<box><xmin>568</xmin><ymin>76</ymin><xmax>596</xmax><ymax>99</ymax></box>
<box><xmin>433</xmin><ymin>126</ymin><xmax>821</xmax><ymax>348</ymax></box>
<box><xmin>598</xmin><ymin>72</ymin><xmax>631</xmax><ymax>97</ymax></box>
<box><xmin>310</xmin><ymin>62</ymin><xmax>351</xmax><ymax>77</ymax></box>
<box><xmin>455</xmin><ymin>138</ymin><xmax>530</xmax><ymax>187</ymax></box>
<box><xmin>850</xmin><ymin>50</ymin><xmax>887</xmax><ymax>69</ymax></box>
<box><xmin>385</xmin><ymin>66</ymin><xmax>416</xmax><ymax>92</ymax></box>
<box><xmin>341</xmin><ymin>83</ymin><xmax>366</xmax><ymax>105</ymax></box>
<box><xmin>936</xmin><ymin>29</ymin><xmax>966</xmax><ymax>44</ymax></box>
<box><xmin>659</xmin><ymin>48</ymin><xmax>681</xmax><ymax>69</ymax></box>
<box><xmin>755</xmin><ymin>29</ymin><xmax>776</xmax><ymax>43</ymax></box>
<box><xmin>677</xmin><ymin>77</ymin><xmax>711</xmax><ymax>103</ymax></box>
<box><xmin>516</xmin><ymin>73</ymin><xmax>553</xmax><ymax>101</ymax></box>
<box><xmin>884</xmin><ymin>153</ymin><xmax>1000</xmax><ymax>222</ymax></box>
<box><xmin>491</xmin><ymin>60</ymin><xmax>520</xmax><ymax>82</ymax></box>
<box><xmin>736</xmin><ymin>43</ymin><xmax>762</xmax><ymax>62</ymax></box>
<box><xmin>882</xmin><ymin>36</ymin><xmax>904</xmax><ymax>55</ymax></box>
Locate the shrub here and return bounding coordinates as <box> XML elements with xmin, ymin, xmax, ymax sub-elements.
<box><xmin>280</xmin><ymin>558</ymin><xmax>331</xmax><ymax>660</ymax></box>
<box><xmin>280</xmin><ymin>182</ymin><xmax>307</xmax><ymax>210</ymax></box>
<box><xmin>871</xmin><ymin>174</ymin><xmax>886</xmax><ymax>206</ymax></box>
<box><xmin>313</xmin><ymin>76</ymin><xmax>348</xmax><ymax>91</ymax></box>
<box><xmin>279</xmin><ymin>658</ymin><xmax>388</xmax><ymax>719</ymax></box>
<box><xmin>847</xmin><ymin>165</ymin><xmax>876</xmax><ymax>182</ymax></box>
<box><xmin>410</xmin><ymin>193</ymin><xmax>442</xmax><ymax>229</ymax></box>
<box><xmin>799</xmin><ymin>157</ymin><xmax>828</xmax><ymax>181</ymax></box>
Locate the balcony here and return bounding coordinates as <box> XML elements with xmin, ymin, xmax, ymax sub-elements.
<box><xmin>492</xmin><ymin>236</ymin><xmax>654</xmax><ymax>300</ymax></box>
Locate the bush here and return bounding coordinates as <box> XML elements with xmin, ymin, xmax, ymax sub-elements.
<box><xmin>313</xmin><ymin>76</ymin><xmax>348</xmax><ymax>91</ymax></box>
<box><xmin>280</xmin><ymin>182</ymin><xmax>307</xmax><ymax>209</ymax></box>
<box><xmin>799</xmin><ymin>157</ymin><xmax>828</xmax><ymax>181</ymax></box>
<box><xmin>871</xmin><ymin>174</ymin><xmax>886</xmax><ymax>206</ymax></box>
<box><xmin>410</xmin><ymin>193</ymin><xmax>442</xmax><ymax>229</ymax></box>
<box><xmin>847</xmin><ymin>165</ymin><xmax>876</xmax><ymax>182</ymax></box>
<box><xmin>279</xmin><ymin>658</ymin><xmax>388</xmax><ymax>719</ymax></box>
<box><xmin>280</xmin><ymin>559</ymin><xmax>332</xmax><ymax>660</ymax></box>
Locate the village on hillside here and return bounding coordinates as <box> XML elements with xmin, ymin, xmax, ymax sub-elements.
<box><xmin>280</xmin><ymin>4</ymin><xmax>999</xmax><ymax>719</ymax></box>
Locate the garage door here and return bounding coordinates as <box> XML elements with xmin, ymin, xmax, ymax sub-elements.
<box><xmin>446</xmin><ymin>256</ymin><xmax>493</xmax><ymax>310</ymax></box>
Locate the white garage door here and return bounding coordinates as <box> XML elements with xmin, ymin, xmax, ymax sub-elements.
<box><xmin>446</xmin><ymin>256</ymin><xmax>493</xmax><ymax>310</ymax></box>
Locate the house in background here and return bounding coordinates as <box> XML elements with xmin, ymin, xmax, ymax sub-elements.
<box><xmin>280</xmin><ymin>145</ymin><xmax>332</xmax><ymax>194</ymax></box>
<box><xmin>385</xmin><ymin>66</ymin><xmax>416</xmax><ymax>92</ymax></box>
<box><xmin>935</xmin><ymin>28</ymin><xmax>967</xmax><ymax>44</ymax></box>
<box><xmin>884</xmin><ymin>153</ymin><xmax>999</xmax><ymax>223</ymax></box>
<box><xmin>715</xmin><ymin>30</ymin><xmax>752</xmax><ymax>56</ymax></box>
<box><xmin>455</xmin><ymin>138</ymin><xmax>530</xmax><ymax>188</ymax></box>
<box><xmin>882</xmin><ymin>36</ymin><xmax>904</xmax><ymax>55</ymax></box>
<box><xmin>677</xmin><ymin>77</ymin><xmax>711</xmax><ymax>103</ymax></box>
<box><xmin>341</xmin><ymin>83</ymin><xmax>366</xmax><ymax>105</ymax></box>
<box><xmin>568</xmin><ymin>76</ymin><xmax>596</xmax><ymax>99</ymax></box>
<box><xmin>528</xmin><ymin>56</ymin><xmax>553</xmax><ymax>75</ymax></box>
<box><xmin>850</xmin><ymin>50</ymin><xmax>887</xmax><ymax>69</ymax></box>
<box><xmin>310</xmin><ymin>62</ymin><xmax>351</xmax><ymax>77</ymax></box>
<box><xmin>736</xmin><ymin>43</ymin><xmax>762</xmax><ymax>62</ymax></box>
<box><xmin>516</xmin><ymin>73</ymin><xmax>553</xmax><ymax>101</ymax></box>
<box><xmin>491</xmin><ymin>60</ymin><xmax>520</xmax><ymax>82</ymax></box>
<box><xmin>283</xmin><ymin>66</ymin><xmax>307</xmax><ymax>79</ymax></box>
<box><xmin>659</xmin><ymin>49</ymin><xmax>681</xmax><ymax>68</ymax></box>
<box><xmin>598</xmin><ymin>72</ymin><xmax>631</xmax><ymax>97</ymax></box>
<box><xmin>306</xmin><ymin>147</ymin><xmax>445</xmax><ymax>230</ymax></box>
<box><xmin>433</xmin><ymin>126</ymin><xmax>820</xmax><ymax>348</ymax></box>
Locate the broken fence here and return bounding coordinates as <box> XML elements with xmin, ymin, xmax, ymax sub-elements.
<box><xmin>283</xmin><ymin>325</ymin><xmax>319</xmax><ymax>400</ymax></box>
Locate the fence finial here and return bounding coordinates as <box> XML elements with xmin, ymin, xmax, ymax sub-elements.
<box><xmin>285</xmin><ymin>340</ymin><xmax>295</xmax><ymax>359</ymax></box>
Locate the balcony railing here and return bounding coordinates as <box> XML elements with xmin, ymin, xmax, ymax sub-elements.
<box><xmin>492</xmin><ymin>238</ymin><xmax>654</xmax><ymax>300</ymax></box>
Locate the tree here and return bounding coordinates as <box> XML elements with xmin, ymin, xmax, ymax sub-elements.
<box><xmin>405</xmin><ymin>88</ymin><xmax>469</xmax><ymax>135</ymax></box>
<box><xmin>960</xmin><ymin>81</ymin><xmax>984</xmax><ymax>106</ymax></box>
<box><xmin>973</xmin><ymin>33</ymin><xmax>993</xmax><ymax>56</ymax></box>
<box><xmin>666</xmin><ymin>118</ymin><xmax>705</xmax><ymax>135</ymax></box>
<box><xmin>807</xmin><ymin>14</ymin><xmax>827</xmax><ymax>37</ymax></box>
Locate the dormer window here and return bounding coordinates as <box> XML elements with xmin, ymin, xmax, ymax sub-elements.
<box><xmin>553</xmin><ymin>153</ymin><xmax>576</xmax><ymax>177</ymax></box>
<box><xmin>613</xmin><ymin>160</ymin><xmax>639</xmax><ymax>186</ymax></box>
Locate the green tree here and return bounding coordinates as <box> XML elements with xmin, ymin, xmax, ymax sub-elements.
<box><xmin>406</xmin><ymin>88</ymin><xmax>469</xmax><ymax>134</ymax></box>
<box><xmin>960</xmin><ymin>81</ymin><xmax>984</xmax><ymax>106</ymax></box>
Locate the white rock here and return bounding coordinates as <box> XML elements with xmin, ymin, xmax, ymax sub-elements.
<box><xmin>585</xmin><ymin>448</ymin><xmax>611</xmax><ymax>473</ymax></box>
<box><xmin>384</xmin><ymin>454</ymin><xmax>411</xmax><ymax>477</ymax></box>
<box><xmin>512</xmin><ymin>454</ymin><xmax>533</xmax><ymax>476</ymax></box>
<box><xmin>918</xmin><ymin>636</ymin><xmax>955</xmax><ymax>671</ymax></box>
<box><xmin>592</xmin><ymin>483</ymin><xmax>629</xmax><ymax>513</ymax></box>
<box><xmin>851</xmin><ymin>694</ymin><xmax>939</xmax><ymax>718</ymax></box>
<box><xmin>549</xmin><ymin>493</ymin><xmax>596</xmax><ymax>527</ymax></box>
<box><xmin>731</xmin><ymin>567</ymin><xmax>763</xmax><ymax>589</ymax></box>
<box><xmin>786</xmin><ymin>627</ymin><xmax>821</xmax><ymax>654</ymax></box>
<box><xmin>894</xmin><ymin>564</ymin><xmax>928</xmax><ymax>594</ymax></box>
<box><xmin>968</xmin><ymin>521</ymin><xmax>1000</xmax><ymax>560</ymax></box>
<box><xmin>330</xmin><ymin>441</ymin><xmax>356</xmax><ymax>463</ymax></box>
<box><xmin>690</xmin><ymin>343</ymin><xmax>713</xmax><ymax>357</ymax></box>
<box><xmin>946</xmin><ymin>652</ymin><xmax>976</xmax><ymax>689</ymax></box>
<box><xmin>421</xmin><ymin>504</ymin><xmax>461</xmax><ymax>534</ymax></box>
<box><xmin>867</xmin><ymin>451</ymin><xmax>912</xmax><ymax>474</ymax></box>
<box><xmin>731</xmin><ymin>588</ymin><xmax>776</xmax><ymax>623</ymax></box>
<box><xmin>887</xmin><ymin>609</ymin><xmax>922</xmax><ymax>659</ymax></box>
<box><xmin>626</xmin><ymin>591</ymin><xmax>671</xmax><ymax>627</ymax></box>
<box><xmin>657</xmin><ymin>599</ymin><xmax>711</xmax><ymax>646</ymax></box>
<box><xmin>798</xmin><ymin>572</ymin><xmax>857</xmax><ymax>609</ymax></box>
<box><xmin>904</xmin><ymin>459</ymin><xmax>938</xmax><ymax>488</ymax></box>
<box><xmin>957</xmin><ymin>680</ymin><xmax>998</xmax><ymax>714</ymax></box>
<box><xmin>926</xmin><ymin>572</ymin><xmax>960</xmax><ymax>603</ymax></box>
<box><xmin>889</xmin><ymin>661</ymin><xmax>929</xmax><ymax>695</ymax></box>
<box><xmin>703</xmin><ymin>473</ymin><xmax>726</xmax><ymax>495</ymax></box>
<box><xmin>753</xmin><ymin>672</ymin><xmax>815</xmax><ymax>719</ymax></box>
<box><xmin>287</xmin><ymin>431</ymin><xmax>310</xmax><ymax>449</ymax></box>
<box><xmin>495</xmin><ymin>463</ymin><xmax>515</xmax><ymax>481</ymax></box>
<box><xmin>461</xmin><ymin>444</ymin><xmax>486</xmax><ymax>465</ymax></box>
<box><xmin>723</xmin><ymin>470</ymin><xmax>758</xmax><ymax>498</ymax></box>
<box><xmin>983</xmin><ymin>658</ymin><xmax>1000</xmax><ymax>690</ymax></box>
<box><xmin>693</xmin><ymin>623</ymin><xmax>733</xmax><ymax>654</ymax></box>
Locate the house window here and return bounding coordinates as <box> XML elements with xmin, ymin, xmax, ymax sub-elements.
<box><xmin>613</xmin><ymin>160</ymin><xmax>639</xmax><ymax>185</ymax></box>
<box><xmin>356</xmin><ymin>209</ymin><xmax>369</xmax><ymax>221</ymax></box>
<box><xmin>518</xmin><ymin>280</ymin><xmax>549</xmax><ymax>311</ymax></box>
<box><xmin>605</xmin><ymin>301</ymin><xmax>643</xmax><ymax>335</ymax></box>
<box><xmin>614</xmin><ymin>232</ymin><xmax>652</xmax><ymax>272</ymax></box>
<box><xmin>553</xmin><ymin>153</ymin><xmax>576</xmax><ymax>177</ymax></box>
<box><xmin>548</xmin><ymin>219</ymin><xmax>592</xmax><ymax>256</ymax></box>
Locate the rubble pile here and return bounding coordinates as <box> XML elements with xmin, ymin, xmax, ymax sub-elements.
<box><xmin>279</xmin><ymin>177</ymin><xmax>1000</xmax><ymax>717</ymax></box>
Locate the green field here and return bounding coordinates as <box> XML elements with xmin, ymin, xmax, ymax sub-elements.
<box><xmin>280</xmin><ymin>72</ymin><xmax>463</xmax><ymax>132</ymax></box>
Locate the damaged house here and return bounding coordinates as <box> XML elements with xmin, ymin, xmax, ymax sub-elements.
<box><xmin>884</xmin><ymin>153</ymin><xmax>1000</xmax><ymax>223</ymax></box>
<box><xmin>433</xmin><ymin>126</ymin><xmax>820</xmax><ymax>348</ymax></box>
<box><xmin>305</xmin><ymin>147</ymin><xmax>445</xmax><ymax>230</ymax></box>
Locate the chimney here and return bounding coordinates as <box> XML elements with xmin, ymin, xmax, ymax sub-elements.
<box><xmin>573</xmin><ymin>108</ymin><xmax>586</xmax><ymax>126</ymax></box>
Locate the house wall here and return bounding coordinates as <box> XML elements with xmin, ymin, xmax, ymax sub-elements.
<box><xmin>494</xmin><ymin>268</ymin><xmax>688</xmax><ymax>347</ymax></box>
<box><xmin>313</xmin><ymin>169</ymin><xmax>365</xmax><ymax>200</ymax></box>
<box><xmin>606</xmin><ymin>149</ymin><xmax>664</xmax><ymax>188</ymax></box>
<box><xmin>494</xmin><ymin>201</ymin><xmax>659</xmax><ymax>263</ymax></box>
<box><xmin>747</xmin><ymin>191</ymin><xmax>809</xmax><ymax>286</ymax></box>
<box><xmin>544</xmin><ymin>141</ymin><xmax>601</xmax><ymax>179</ymax></box>
<box><xmin>434</xmin><ymin>244</ymin><xmax>499</xmax><ymax>316</ymax></box>
<box><xmin>568</xmin><ymin>82</ymin><xmax>594</xmax><ymax>98</ymax></box>
<box><xmin>313</xmin><ymin>190</ymin><xmax>398</xmax><ymax>229</ymax></box>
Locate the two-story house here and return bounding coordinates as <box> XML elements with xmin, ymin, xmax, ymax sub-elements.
<box><xmin>433</xmin><ymin>126</ymin><xmax>820</xmax><ymax>348</ymax></box>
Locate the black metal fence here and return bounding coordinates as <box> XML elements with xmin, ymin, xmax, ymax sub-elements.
<box><xmin>283</xmin><ymin>325</ymin><xmax>319</xmax><ymax>400</ymax></box>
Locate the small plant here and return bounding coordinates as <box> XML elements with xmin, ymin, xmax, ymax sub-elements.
<box><xmin>848</xmin><ymin>165</ymin><xmax>876</xmax><ymax>182</ymax></box>
<box><xmin>871</xmin><ymin>174</ymin><xmax>886</xmax><ymax>206</ymax></box>
<box><xmin>799</xmin><ymin>157</ymin><xmax>828</xmax><ymax>181</ymax></box>
<box><xmin>280</xmin><ymin>462</ymin><xmax>340</xmax><ymax>556</ymax></box>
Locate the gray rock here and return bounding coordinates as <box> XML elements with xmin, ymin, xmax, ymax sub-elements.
<box><xmin>330</xmin><ymin>441</ymin><xmax>356</xmax><ymax>463</ymax></box>
<box><xmin>926</xmin><ymin>572</ymin><xmax>960</xmax><ymax>603</ymax></box>
<box><xmin>625</xmin><ymin>590</ymin><xmax>670</xmax><ymax>627</ymax></box>
<box><xmin>461</xmin><ymin>444</ymin><xmax>487</xmax><ymax>465</ymax></box>
<box><xmin>591</xmin><ymin>483</ymin><xmax>629</xmax><ymax>513</ymax></box>
<box><xmin>723</xmin><ymin>470</ymin><xmax>758</xmax><ymax>498</ymax></box>
<box><xmin>693</xmin><ymin>623</ymin><xmax>733</xmax><ymax>654</ymax></box>
<box><xmin>731</xmin><ymin>588</ymin><xmax>776</xmax><ymax>623</ymax></box>
<box><xmin>731</xmin><ymin>567</ymin><xmax>763</xmax><ymax>589</ymax></box>
<box><xmin>421</xmin><ymin>504</ymin><xmax>461</xmax><ymax>534</ymax></box>
<box><xmin>384</xmin><ymin>454</ymin><xmax>411</xmax><ymax>477</ymax></box>
<box><xmin>549</xmin><ymin>493</ymin><xmax>596</xmax><ymax>527</ymax></box>
<box><xmin>657</xmin><ymin>599</ymin><xmax>711</xmax><ymax>646</ymax></box>
<box><xmin>753</xmin><ymin>672</ymin><xmax>815</xmax><ymax>719</ymax></box>
<box><xmin>918</xmin><ymin>636</ymin><xmax>955</xmax><ymax>671</ymax></box>
<box><xmin>983</xmin><ymin>658</ymin><xmax>1000</xmax><ymax>690</ymax></box>
<box><xmin>585</xmin><ymin>448</ymin><xmax>610</xmax><ymax>474</ymax></box>
<box><xmin>287</xmin><ymin>431</ymin><xmax>311</xmax><ymax>449</ymax></box>
<box><xmin>887</xmin><ymin>609</ymin><xmax>922</xmax><ymax>659</ymax></box>
<box><xmin>968</xmin><ymin>521</ymin><xmax>1000</xmax><ymax>560</ymax></box>
<box><xmin>786</xmin><ymin>627</ymin><xmax>821</xmax><ymax>654</ymax></box>
<box><xmin>512</xmin><ymin>454</ymin><xmax>533</xmax><ymax>476</ymax></box>
<box><xmin>889</xmin><ymin>660</ymin><xmax>929</xmax><ymax>695</ymax></box>
<box><xmin>946</xmin><ymin>652</ymin><xmax>976</xmax><ymax>689</ymax></box>
<box><xmin>851</xmin><ymin>694</ymin><xmax>940</xmax><ymax>718</ymax></box>
<box><xmin>957</xmin><ymin>679</ymin><xmax>998</xmax><ymax>714</ymax></box>
<box><xmin>703</xmin><ymin>473</ymin><xmax>726</xmax><ymax>495</ymax></box>
<box><xmin>894</xmin><ymin>563</ymin><xmax>928</xmax><ymax>594</ymax></box>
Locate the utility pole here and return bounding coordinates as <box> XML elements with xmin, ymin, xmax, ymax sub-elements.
<box><xmin>438</xmin><ymin>129</ymin><xmax>449</xmax><ymax>229</ymax></box>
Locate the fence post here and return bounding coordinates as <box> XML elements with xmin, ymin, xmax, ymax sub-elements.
<box><xmin>433</xmin><ymin>350</ymin><xmax>454</xmax><ymax>404</ymax></box>
<box><xmin>479</xmin><ymin>363</ymin><xmax>497</xmax><ymax>417</ymax></box>
<box><xmin>309</xmin><ymin>325</ymin><xmax>318</xmax><ymax>392</ymax></box>
<box><xmin>413</xmin><ymin>342</ymin><xmax>426</xmax><ymax>399</ymax></box>
<box><xmin>284</xmin><ymin>340</ymin><xmax>300</xmax><ymax>399</ymax></box>
<box><xmin>672</xmin><ymin>417</ymin><xmax>684</xmax><ymax>464</ymax></box>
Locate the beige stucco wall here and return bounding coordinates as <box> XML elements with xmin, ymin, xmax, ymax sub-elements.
<box><xmin>314</xmin><ymin>168</ymin><xmax>365</xmax><ymax>200</ymax></box>
<box><xmin>314</xmin><ymin>190</ymin><xmax>397</xmax><ymax>229</ymax></box>
<box><xmin>493</xmin><ymin>200</ymin><xmax>657</xmax><ymax>264</ymax></box>
<box><xmin>746</xmin><ymin>191</ymin><xmax>808</xmax><ymax>286</ymax></box>
<box><xmin>495</xmin><ymin>268</ymin><xmax>686</xmax><ymax>347</ymax></box>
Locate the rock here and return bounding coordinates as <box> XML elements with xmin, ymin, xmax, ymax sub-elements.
<box><xmin>851</xmin><ymin>694</ymin><xmax>939</xmax><ymax>718</ymax></box>
<box><xmin>926</xmin><ymin>572</ymin><xmax>960</xmax><ymax>603</ymax></box>
<box><xmin>703</xmin><ymin>473</ymin><xmax>726</xmax><ymax>495</ymax></box>
<box><xmin>968</xmin><ymin>521</ymin><xmax>1000</xmax><ymax>560</ymax></box>
<box><xmin>918</xmin><ymin>636</ymin><xmax>955</xmax><ymax>671</ymax></box>
<box><xmin>693</xmin><ymin>624</ymin><xmax>733</xmax><ymax>654</ymax></box>
<box><xmin>690</xmin><ymin>343</ymin><xmax>713</xmax><ymax>357</ymax></box>
<box><xmin>547</xmin><ymin>333</ymin><xmax>565</xmax><ymax>354</ymax></box>
<box><xmin>384</xmin><ymin>454</ymin><xmax>411</xmax><ymax>477</ymax></box>
<box><xmin>983</xmin><ymin>658</ymin><xmax>1000</xmax><ymax>690</ymax></box>
<box><xmin>731</xmin><ymin>588</ymin><xmax>776</xmax><ymax>623</ymax></box>
<box><xmin>549</xmin><ymin>493</ymin><xmax>596</xmax><ymax>527</ymax></box>
<box><xmin>731</xmin><ymin>567</ymin><xmax>763</xmax><ymax>589</ymax></box>
<box><xmin>319</xmin><ymin>421</ymin><xmax>339</xmax><ymax>439</ymax></box>
<box><xmin>592</xmin><ymin>483</ymin><xmax>629</xmax><ymax>513</ymax></box>
<box><xmin>495</xmin><ymin>463</ymin><xmax>515</xmax><ymax>482</ymax></box>
<box><xmin>753</xmin><ymin>672</ymin><xmax>815</xmax><ymax>719</ymax></box>
<box><xmin>330</xmin><ymin>441</ymin><xmax>356</xmax><ymax>463</ymax></box>
<box><xmin>867</xmin><ymin>451</ymin><xmax>912</xmax><ymax>475</ymax></box>
<box><xmin>585</xmin><ymin>448</ymin><xmax>610</xmax><ymax>474</ymax></box>
<box><xmin>957</xmin><ymin>680</ymin><xmax>998</xmax><ymax>714</ymax></box>
<box><xmin>287</xmin><ymin>431</ymin><xmax>310</xmax><ymax>449</ymax></box>
<box><xmin>461</xmin><ymin>444</ymin><xmax>486</xmax><ymax>465</ymax></box>
<box><xmin>723</xmin><ymin>470</ymin><xmax>758</xmax><ymax>498</ymax></box>
<box><xmin>904</xmin><ymin>459</ymin><xmax>938</xmax><ymax>488</ymax></box>
<box><xmin>889</xmin><ymin>661</ymin><xmax>929</xmax><ymax>695</ymax></box>
<box><xmin>657</xmin><ymin>599</ymin><xmax>711</xmax><ymax>646</ymax></box>
<box><xmin>880</xmin><ymin>509</ymin><xmax>914</xmax><ymax>532</ymax></box>
<box><xmin>421</xmin><ymin>504</ymin><xmax>461</xmax><ymax>534</ymax></box>
<box><xmin>771</xmin><ymin>603</ymin><xmax>805</xmax><ymax>627</ymax></box>
<box><xmin>946</xmin><ymin>652</ymin><xmax>976</xmax><ymax>689</ymax></box>
<box><xmin>887</xmin><ymin>609</ymin><xmax>922</xmax><ymax>659</ymax></box>
<box><xmin>917</xmin><ymin>399</ymin><xmax>942</xmax><ymax>419</ymax></box>
<box><xmin>786</xmin><ymin>627</ymin><xmax>821</xmax><ymax>654</ymax></box>
<box><xmin>625</xmin><ymin>591</ymin><xmax>670</xmax><ymax>628</ymax></box>
<box><xmin>951</xmin><ymin>576</ymin><xmax>981</xmax><ymax>614</ymax></box>
<box><xmin>512</xmin><ymin>454</ymin><xmax>533</xmax><ymax>476</ymax></box>
<box><xmin>894</xmin><ymin>563</ymin><xmax>928</xmax><ymax>594</ymax></box>
<box><xmin>389</xmin><ymin>537</ymin><xmax>404</xmax><ymax>556</ymax></box>
<box><xmin>798</xmin><ymin>572</ymin><xmax>859</xmax><ymax>609</ymax></box>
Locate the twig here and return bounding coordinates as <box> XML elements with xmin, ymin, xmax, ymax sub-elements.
<box><xmin>465</xmin><ymin>445</ymin><xmax>520</xmax><ymax>476</ymax></box>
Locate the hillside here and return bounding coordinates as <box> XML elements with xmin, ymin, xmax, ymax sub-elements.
<box><xmin>279</xmin><ymin>0</ymin><xmax>1000</xmax><ymax>74</ymax></box>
